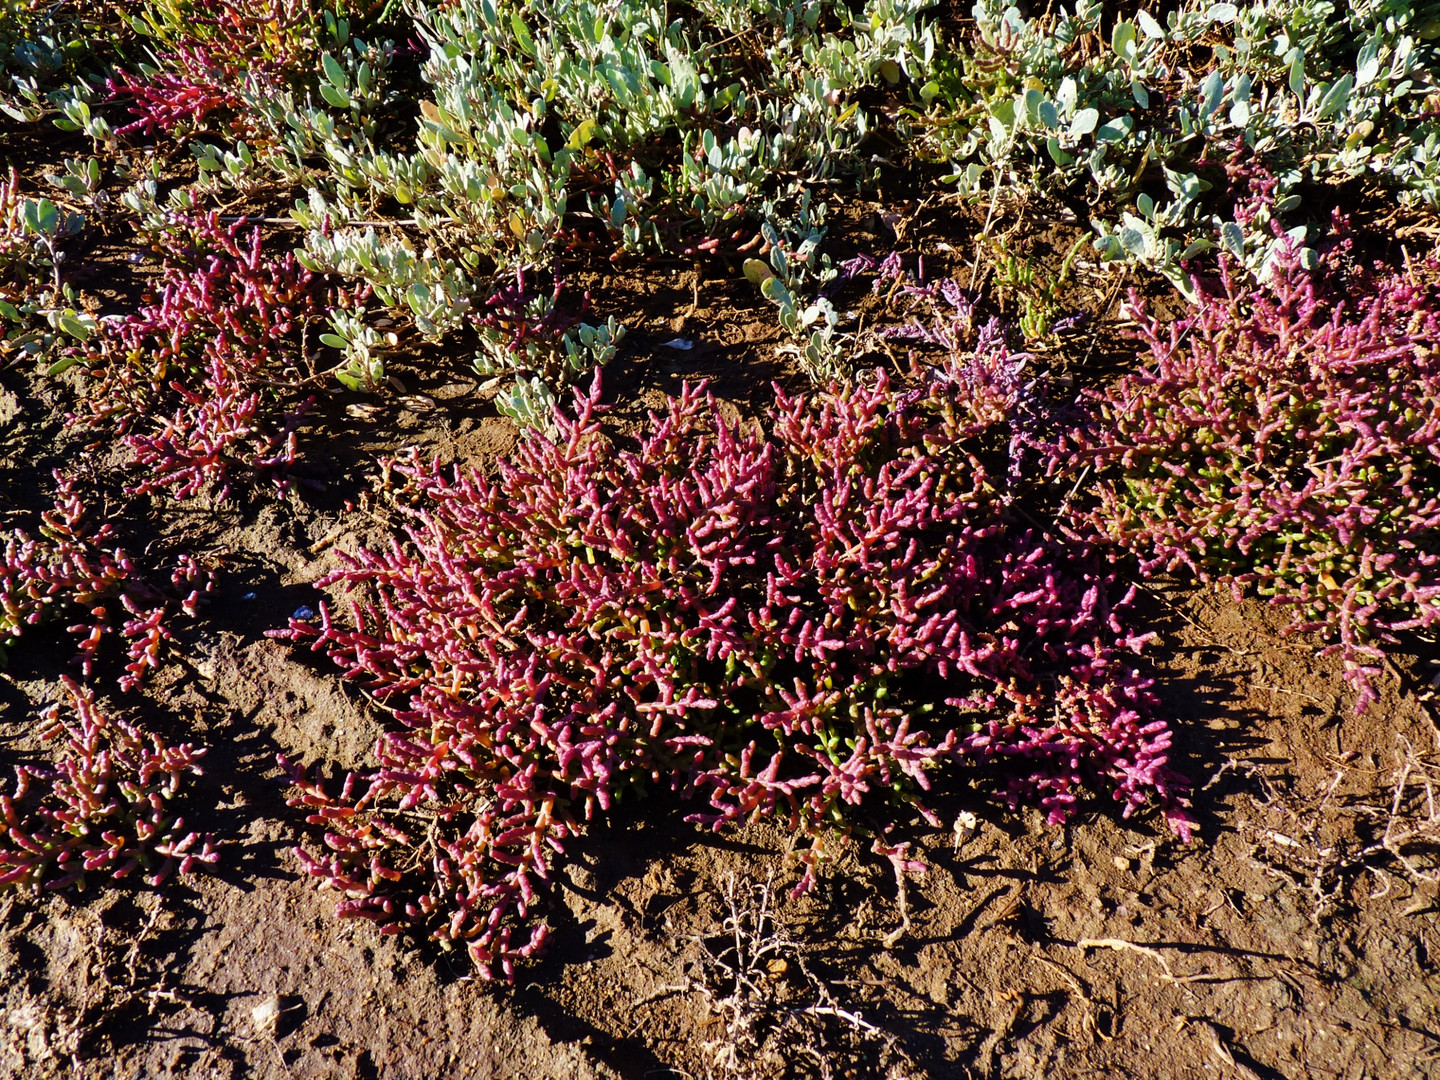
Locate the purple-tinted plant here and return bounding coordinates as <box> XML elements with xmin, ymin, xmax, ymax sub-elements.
<box><xmin>78</xmin><ymin>211</ymin><xmax>319</xmax><ymax>499</ymax></box>
<box><xmin>852</xmin><ymin>253</ymin><xmax>1057</xmax><ymax>478</ymax></box>
<box><xmin>1</xmin><ymin>475</ymin><xmax>210</xmax><ymax>689</ymax></box>
<box><xmin>276</xmin><ymin>338</ymin><xmax>1191</xmax><ymax>980</ymax></box>
<box><xmin>472</xmin><ymin>272</ymin><xmax>582</xmax><ymax>368</ymax></box>
<box><xmin>109</xmin><ymin>0</ymin><xmax>317</xmax><ymax>141</ymax></box>
<box><xmin>1063</xmin><ymin>251</ymin><xmax>1440</xmax><ymax>712</ymax></box>
<box><xmin>109</xmin><ymin>50</ymin><xmax>246</xmax><ymax>139</ymax></box>
<box><xmin>0</xmin><ymin>678</ymin><xmax>216</xmax><ymax>892</ymax></box>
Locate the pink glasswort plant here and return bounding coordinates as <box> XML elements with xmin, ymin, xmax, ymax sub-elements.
<box><xmin>108</xmin><ymin>0</ymin><xmax>318</xmax><ymax>141</ymax></box>
<box><xmin>1</xmin><ymin>475</ymin><xmax>210</xmax><ymax>690</ymax></box>
<box><xmin>0</xmin><ymin>679</ymin><xmax>217</xmax><ymax>892</ymax></box>
<box><xmin>276</xmin><ymin>339</ymin><xmax>1191</xmax><ymax>981</ymax></box>
<box><xmin>1064</xmin><ymin>251</ymin><xmax>1440</xmax><ymax>712</ymax></box>
<box><xmin>109</xmin><ymin>49</ymin><xmax>249</xmax><ymax>139</ymax></box>
<box><xmin>78</xmin><ymin>211</ymin><xmax>319</xmax><ymax>500</ymax></box>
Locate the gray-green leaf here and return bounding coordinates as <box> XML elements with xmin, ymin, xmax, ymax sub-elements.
<box><xmin>1111</xmin><ymin>21</ymin><xmax>1136</xmax><ymax>61</ymax></box>
<box><xmin>1289</xmin><ymin>54</ymin><xmax>1306</xmax><ymax>98</ymax></box>
<box><xmin>321</xmin><ymin>53</ymin><xmax>348</xmax><ymax>90</ymax></box>
<box><xmin>58</xmin><ymin>314</ymin><xmax>91</xmax><ymax>341</ymax></box>
<box><xmin>1069</xmin><ymin>107</ymin><xmax>1099</xmax><ymax>137</ymax></box>
<box><xmin>1199</xmin><ymin>70</ymin><xmax>1224</xmax><ymax>118</ymax></box>
<box><xmin>1097</xmin><ymin>116</ymin><xmax>1133</xmax><ymax>142</ymax></box>
<box><xmin>1220</xmin><ymin>222</ymin><xmax>1245</xmax><ymax>258</ymax></box>
<box><xmin>1118</xmin><ymin>226</ymin><xmax>1148</xmax><ymax>256</ymax></box>
<box><xmin>1316</xmin><ymin>74</ymin><xmax>1353</xmax><ymax>119</ymax></box>
<box><xmin>1355</xmin><ymin>39</ymin><xmax>1380</xmax><ymax>87</ymax></box>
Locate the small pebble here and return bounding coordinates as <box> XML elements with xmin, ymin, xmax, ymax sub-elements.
<box><xmin>293</xmin><ymin>605</ymin><xmax>316</xmax><ymax>620</ymax></box>
<box><xmin>243</xmin><ymin>592</ymin><xmax>258</xmax><ymax>601</ymax></box>
<box><xmin>1113</xmin><ymin>856</ymin><xmax>1131</xmax><ymax>871</ymax></box>
<box><xmin>951</xmin><ymin>811</ymin><xmax>977</xmax><ymax>849</ymax></box>
<box><xmin>250</xmin><ymin>995</ymin><xmax>279</xmax><ymax>1036</ymax></box>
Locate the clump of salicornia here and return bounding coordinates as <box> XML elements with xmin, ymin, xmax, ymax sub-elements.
<box><xmin>108</xmin><ymin>0</ymin><xmax>318</xmax><ymax>141</ymax></box>
<box><xmin>846</xmin><ymin>252</ymin><xmax>1058</xmax><ymax>477</ymax></box>
<box><xmin>77</xmin><ymin>211</ymin><xmax>319</xmax><ymax>500</ymax></box>
<box><xmin>0</xmin><ymin>679</ymin><xmax>217</xmax><ymax>892</ymax></box>
<box><xmin>1</xmin><ymin>474</ymin><xmax>210</xmax><ymax>689</ymax></box>
<box><xmin>1062</xmin><ymin>250</ymin><xmax>1440</xmax><ymax>712</ymax></box>
<box><xmin>109</xmin><ymin>49</ymin><xmax>251</xmax><ymax>139</ymax></box>
<box><xmin>276</xmin><ymin>344</ymin><xmax>1191</xmax><ymax>980</ymax></box>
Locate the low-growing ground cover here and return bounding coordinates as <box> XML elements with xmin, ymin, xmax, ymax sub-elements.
<box><xmin>0</xmin><ymin>0</ymin><xmax>1438</xmax><ymax>1076</ymax></box>
<box><xmin>1060</xmin><ymin>248</ymin><xmax>1440</xmax><ymax>714</ymax></box>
